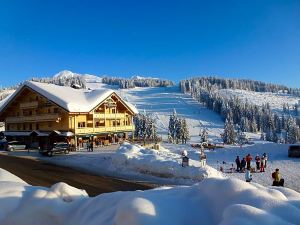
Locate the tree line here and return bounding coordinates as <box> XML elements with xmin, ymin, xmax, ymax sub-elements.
<box><xmin>181</xmin><ymin>76</ymin><xmax>300</xmax><ymax>96</ymax></box>
<box><xmin>180</xmin><ymin>77</ymin><xmax>300</xmax><ymax>144</ymax></box>
<box><xmin>31</xmin><ymin>76</ymin><xmax>86</xmax><ymax>89</ymax></box>
<box><xmin>102</xmin><ymin>77</ymin><xmax>174</xmax><ymax>89</ymax></box>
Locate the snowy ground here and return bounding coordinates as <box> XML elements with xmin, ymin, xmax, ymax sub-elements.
<box><xmin>2</xmin><ymin>84</ymin><xmax>299</xmax><ymax>191</ymax></box>
<box><xmin>2</xmin><ymin>139</ymin><xmax>300</xmax><ymax>192</ymax></box>
<box><xmin>1</xmin><ymin>167</ymin><xmax>300</xmax><ymax>225</ymax></box>
<box><xmin>1</xmin><ymin>81</ymin><xmax>300</xmax><ymax>224</ymax></box>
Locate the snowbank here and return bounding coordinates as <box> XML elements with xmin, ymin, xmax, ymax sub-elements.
<box><xmin>1</xmin><ymin>168</ymin><xmax>300</xmax><ymax>225</ymax></box>
<box><xmin>112</xmin><ymin>142</ymin><xmax>223</xmax><ymax>181</ymax></box>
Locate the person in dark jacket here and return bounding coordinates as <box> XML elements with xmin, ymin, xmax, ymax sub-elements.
<box><xmin>235</xmin><ymin>156</ymin><xmax>241</xmax><ymax>172</ymax></box>
<box><xmin>240</xmin><ymin>158</ymin><xmax>246</xmax><ymax>172</ymax></box>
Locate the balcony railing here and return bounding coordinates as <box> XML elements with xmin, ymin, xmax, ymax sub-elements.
<box><xmin>20</xmin><ymin>101</ymin><xmax>39</xmax><ymax>109</ymax></box>
<box><xmin>75</xmin><ymin>125</ymin><xmax>134</xmax><ymax>134</ymax></box>
<box><xmin>6</xmin><ymin>114</ymin><xmax>60</xmax><ymax>123</ymax></box>
<box><xmin>93</xmin><ymin>113</ymin><xmax>125</xmax><ymax>119</ymax></box>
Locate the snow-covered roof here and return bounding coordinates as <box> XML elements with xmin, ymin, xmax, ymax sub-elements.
<box><xmin>0</xmin><ymin>81</ymin><xmax>138</xmax><ymax>114</ymax></box>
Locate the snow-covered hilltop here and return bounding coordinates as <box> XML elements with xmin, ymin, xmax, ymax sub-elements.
<box><xmin>219</xmin><ymin>88</ymin><xmax>300</xmax><ymax>115</ymax></box>
<box><xmin>130</xmin><ymin>75</ymin><xmax>159</xmax><ymax>80</ymax></box>
<box><xmin>53</xmin><ymin>70</ymin><xmax>102</xmax><ymax>83</ymax></box>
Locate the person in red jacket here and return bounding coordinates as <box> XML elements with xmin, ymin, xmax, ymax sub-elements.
<box><xmin>245</xmin><ymin>153</ymin><xmax>253</xmax><ymax>170</ymax></box>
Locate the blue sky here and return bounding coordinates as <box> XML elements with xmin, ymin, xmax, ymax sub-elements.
<box><xmin>0</xmin><ymin>0</ymin><xmax>299</xmax><ymax>87</ymax></box>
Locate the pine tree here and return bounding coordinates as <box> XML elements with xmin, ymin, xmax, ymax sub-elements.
<box><xmin>222</xmin><ymin>114</ymin><xmax>236</xmax><ymax>144</ymax></box>
<box><xmin>240</xmin><ymin>117</ymin><xmax>250</xmax><ymax>132</ymax></box>
<box><xmin>181</xmin><ymin>118</ymin><xmax>190</xmax><ymax>144</ymax></box>
<box><xmin>168</xmin><ymin>109</ymin><xmax>177</xmax><ymax>143</ymax></box>
<box><xmin>286</xmin><ymin>117</ymin><xmax>299</xmax><ymax>144</ymax></box>
<box><xmin>175</xmin><ymin>118</ymin><xmax>182</xmax><ymax>144</ymax></box>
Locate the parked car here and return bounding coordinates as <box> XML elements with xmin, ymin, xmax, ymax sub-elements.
<box><xmin>6</xmin><ymin>141</ymin><xmax>26</xmax><ymax>151</ymax></box>
<box><xmin>39</xmin><ymin>142</ymin><xmax>70</xmax><ymax>157</ymax></box>
<box><xmin>288</xmin><ymin>145</ymin><xmax>300</xmax><ymax>157</ymax></box>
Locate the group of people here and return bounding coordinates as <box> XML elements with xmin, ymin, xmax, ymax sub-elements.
<box><xmin>235</xmin><ymin>153</ymin><xmax>268</xmax><ymax>173</ymax></box>
<box><xmin>235</xmin><ymin>153</ymin><xmax>284</xmax><ymax>187</ymax></box>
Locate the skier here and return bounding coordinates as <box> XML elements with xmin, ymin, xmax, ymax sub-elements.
<box><xmin>260</xmin><ymin>156</ymin><xmax>265</xmax><ymax>172</ymax></box>
<box><xmin>245</xmin><ymin>153</ymin><xmax>253</xmax><ymax>170</ymax></box>
<box><xmin>235</xmin><ymin>156</ymin><xmax>241</xmax><ymax>172</ymax></box>
<box><xmin>240</xmin><ymin>158</ymin><xmax>246</xmax><ymax>172</ymax></box>
<box><xmin>255</xmin><ymin>154</ymin><xmax>260</xmax><ymax>171</ymax></box>
<box><xmin>245</xmin><ymin>169</ymin><xmax>252</xmax><ymax>182</ymax></box>
<box><xmin>262</xmin><ymin>153</ymin><xmax>268</xmax><ymax>168</ymax></box>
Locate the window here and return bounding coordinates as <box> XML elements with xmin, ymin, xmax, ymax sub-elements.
<box><xmin>112</xmin><ymin>108</ymin><xmax>116</xmax><ymax>113</ymax></box>
<box><xmin>48</xmin><ymin>123</ymin><xmax>52</xmax><ymax>128</ymax></box>
<box><xmin>29</xmin><ymin>124</ymin><xmax>32</xmax><ymax>130</ymax></box>
<box><xmin>112</xmin><ymin>120</ymin><xmax>120</xmax><ymax>126</ymax></box>
<box><xmin>96</xmin><ymin>120</ymin><xmax>105</xmax><ymax>127</ymax></box>
<box><xmin>36</xmin><ymin>124</ymin><xmax>39</xmax><ymax>130</ymax></box>
<box><xmin>48</xmin><ymin>108</ymin><xmax>51</xmax><ymax>113</ymax></box>
<box><xmin>54</xmin><ymin>108</ymin><xmax>59</xmax><ymax>113</ymax></box>
<box><xmin>35</xmin><ymin>96</ymin><xmax>39</xmax><ymax>101</ymax></box>
<box><xmin>78</xmin><ymin>122</ymin><xmax>85</xmax><ymax>128</ymax></box>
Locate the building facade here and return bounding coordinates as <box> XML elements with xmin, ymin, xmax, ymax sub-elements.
<box><xmin>0</xmin><ymin>81</ymin><xmax>138</xmax><ymax>149</ymax></box>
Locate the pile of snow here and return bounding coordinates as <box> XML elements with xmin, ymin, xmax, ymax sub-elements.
<box><xmin>1</xmin><ymin>168</ymin><xmax>300</xmax><ymax>225</ymax></box>
<box><xmin>112</xmin><ymin>142</ymin><xmax>223</xmax><ymax>181</ymax></box>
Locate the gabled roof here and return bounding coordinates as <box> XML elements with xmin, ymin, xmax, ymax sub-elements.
<box><xmin>0</xmin><ymin>81</ymin><xmax>138</xmax><ymax>114</ymax></box>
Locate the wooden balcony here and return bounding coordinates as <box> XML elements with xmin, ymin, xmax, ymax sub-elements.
<box><xmin>6</xmin><ymin>114</ymin><xmax>60</xmax><ymax>123</ymax></box>
<box><xmin>20</xmin><ymin>101</ymin><xmax>39</xmax><ymax>109</ymax></box>
<box><xmin>75</xmin><ymin>125</ymin><xmax>134</xmax><ymax>134</ymax></box>
<box><xmin>93</xmin><ymin>113</ymin><xmax>126</xmax><ymax>119</ymax></box>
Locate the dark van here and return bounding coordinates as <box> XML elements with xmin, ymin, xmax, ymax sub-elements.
<box><xmin>288</xmin><ymin>145</ymin><xmax>300</xmax><ymax>157</ymax></box>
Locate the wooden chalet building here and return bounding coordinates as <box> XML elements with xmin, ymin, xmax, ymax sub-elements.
<box><xmin>0</xmin><ymin>81</ymin><xmax>138</xmax><ymax>149</ymax></box>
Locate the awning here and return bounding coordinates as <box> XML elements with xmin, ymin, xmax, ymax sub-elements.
<box><xmin>30</xmin><ymin>131</ymin><xmax>50</xmax><ymax>137</ymax></box>
<box><xmin>1</xmin><ymin>131</ymin><xmax>31</xmax><ymax>136</ymax></box>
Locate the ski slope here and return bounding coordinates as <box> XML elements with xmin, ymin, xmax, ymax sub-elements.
<box><xmin>121</xmin><ymin>86</ymin><xmax>224</xmax><ymax>142</ymax></box>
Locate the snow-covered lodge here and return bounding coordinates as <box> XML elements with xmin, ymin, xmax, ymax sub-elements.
<box><xmin>0</xmin><ymin>81</ymin><xmax>138</xmax><ymax>149</ymax></box>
